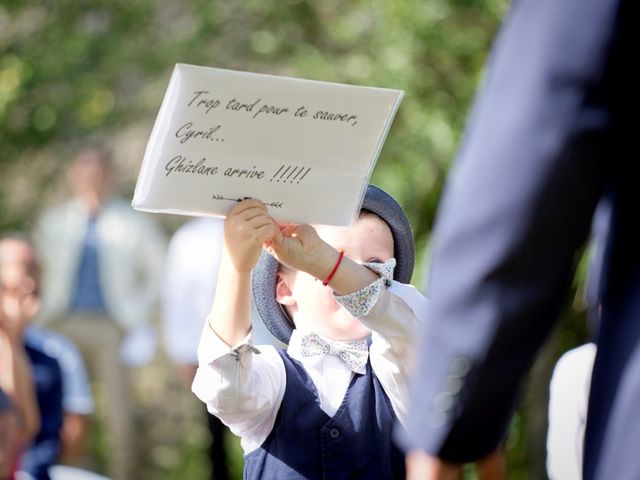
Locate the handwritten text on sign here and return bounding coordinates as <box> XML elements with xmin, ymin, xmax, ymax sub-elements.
<box><xmin>132</xmin><ymin>64</ymin><xmax>403</xmax><ymax>226</ymax></box>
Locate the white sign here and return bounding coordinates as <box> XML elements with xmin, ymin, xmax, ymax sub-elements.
<box><xmin>132</xmin><ymin>64</ymin><xmax>403</xmax><ymax>226</ymax></box>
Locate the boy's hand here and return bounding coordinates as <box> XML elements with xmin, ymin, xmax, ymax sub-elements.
<box><xmin>223</xmin><ymin>199</ymin><xmax>280</xmax><ymax>274</ymax></box>
<box><xmin>265</xmin><ymin>223</ymin><xmax>336</xmax><ymax>281</ymax></box>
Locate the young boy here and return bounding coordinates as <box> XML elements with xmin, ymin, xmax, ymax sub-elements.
<box><xmin>192</xmin><ymin>185</ymin><xmax>427</xmax><ymax>479</ymax></box>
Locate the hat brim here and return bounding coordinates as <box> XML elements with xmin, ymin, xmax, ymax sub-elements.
<box><xmin>252</xmin><ymin>184</ymin><xmax>415</xmax><ymax>344</ymax></box>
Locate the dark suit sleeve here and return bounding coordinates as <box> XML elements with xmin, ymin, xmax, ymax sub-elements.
<box><xmin>400</xmin><ymin>0</ymin><xmax>623</xmax><ymax>462</ymax></box>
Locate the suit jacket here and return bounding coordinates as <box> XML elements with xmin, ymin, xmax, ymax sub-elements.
<box><xmin>34</xmin><ymin>197</ymin><xmax>166</xmax><ymax>331</ymax></box>
<box><xmin>401</xmin><ymin>0</ymin><xmax>636</xmax><ymax>478</ymax></box>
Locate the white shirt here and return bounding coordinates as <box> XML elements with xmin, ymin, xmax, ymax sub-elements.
<box><xmin>162</xmin><ymin>218</ymin><xmax>225</xmax><ymax>364</ymax></box>
<box><xmin>546</xmin><ymin>342</ymin><xmax>597</xmax><ymax>480</ymax></box>
<box><xmin>192</xmin><ymin>279</ymin><xmax>427</xmax><ymax>454</ymax></box>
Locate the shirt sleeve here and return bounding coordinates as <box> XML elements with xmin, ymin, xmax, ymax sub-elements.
<box><xmin>29</xmin><ymin>328</ymin><xmax>95</xmax><ymax>415</ymax></box>
<box><xmin>334</xmin><ymin>259</ymin><xmax>395</xmax><ymax>318</ymax></box>
<box><xmin>335</xmin><ymin>258</ymin><xmax>427</xmax><ymax>425</ymax></box>
<box><xmin>192</xmin><ymin>320</ymin><xmax>286</xmax><ymax>454</ymax></box>
<box><xmin>56</xmin><ymin>339</ymin><xmax>95</xmax><ymax>415</ymax></box>
<box><xmin>546</xmin><ymin>343</ymin><xmax>596</xmax><ymax>480</ymax></box>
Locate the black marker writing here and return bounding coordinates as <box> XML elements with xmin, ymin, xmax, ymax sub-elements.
<box><xmin>271</xmin><ymin>165</ymin><xmax>285</xmax><ymax>180</ymax></box>
<box><xmin>223</xmin><ymin>166</ymin><xmax>265</xmax><ymax>180</ymax></box>
<box><xmin>226</xmin><ymin>97</ymin><xmax>261</xmax><ymax>113</ymax></box>
<box><xmin>277</xmin><ymin>166</ymin><xmax>292</xmax><ymax>182</ymax></box>
<box><xmin>253</xmin><ymin>103</ymin><xmax>289</xmax><ymax>119</ymax></box>
<box><xmin>188</xmin><ymin>91</ymin><xmax>221</xmax><ymax>114</ymax></box>
<box><xmin>175</xmin><ymin>122</ymin><xmax>224</xmax><ymax>144</ymax></box>
<box><xmin>297</xmin><ymin>167</ymin><xmax>311</xmax><ymax>183</ymax></box>
<box><xmin>312</xmin><ymin>110</ymin><xmax>358</xmax><ymax>126</ymax></box>
<box><xmin>211</xmin><ymin>194</ymin><xmax>283</xmax><ymax>208</ymax></box>
<box><xmin>270</xmin><ymin>165</ymin><xmax>312</xmax><ymax>184</ymax></box>
<box><xmin>291</xmin><ymin>167</ymin><xmax>304</xmax><ymax>182</ymax></box>
<box><xmin>165</xmin><ymin>156</ymin><xmax>219</xmax><ymax>177</ymax></box>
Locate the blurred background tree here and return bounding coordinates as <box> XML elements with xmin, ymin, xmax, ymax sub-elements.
<box><xmin>0</xmin><ymin>1</ymin><xmax>590</xmax><ymax>478</ymax></box>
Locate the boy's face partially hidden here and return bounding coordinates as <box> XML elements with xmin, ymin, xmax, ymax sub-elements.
<box><xmin>278</xmin><ymin>214</ymin><xmax>394</xmax><ymax>341</ymax></box>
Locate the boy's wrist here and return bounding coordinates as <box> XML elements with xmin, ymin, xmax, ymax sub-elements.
<box><xmin>305</xmin><ymin>242</ymin><xmax>341</xmax><ymax>281</ymax></box>
<box><xmin>220</xmin><ymin>248</ymin><xmax>254</xmax><ymax>278</ymax></box>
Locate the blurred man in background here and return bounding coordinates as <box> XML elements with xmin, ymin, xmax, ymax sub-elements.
<box><xmin>34</xmin><ymin>145</ymin><xmax>167</xmax><ymax>480</ymax></box>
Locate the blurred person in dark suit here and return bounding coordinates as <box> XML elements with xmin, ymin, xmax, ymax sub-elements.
<box><xmin>398</xmin><ymin>0</ymin><xmax>636</xmax><ymax>479</ymax></box>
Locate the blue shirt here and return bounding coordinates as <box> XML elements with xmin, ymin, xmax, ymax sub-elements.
<box><xmin>70</xmin><ymin>215</ymin><xmax>107</xmax><ymax>313</ymax></box>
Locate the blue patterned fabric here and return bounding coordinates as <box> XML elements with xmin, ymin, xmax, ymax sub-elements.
<box><xmin>299</xmin><ymin>332</ymin><xmax>369</xmax><ymax>374</ymax></box>
<box><xmin>335</xmin><ymin>258</ymin><xmax>395</xmax><ymax>319</ymax></box>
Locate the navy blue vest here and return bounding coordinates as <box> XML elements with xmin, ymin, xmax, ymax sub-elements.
<box><xmin>244</xmin><ymin>350</ymin><xmax>405</xmax><ymax>479</ymax></box>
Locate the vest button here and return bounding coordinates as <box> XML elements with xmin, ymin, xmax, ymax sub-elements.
<box><xmin>329</xmin><ymin>427</ymin><xmax>340</xmax><ymax>439</ymax></box>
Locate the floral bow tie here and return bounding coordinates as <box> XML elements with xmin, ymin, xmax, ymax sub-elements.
<box><xmin>300</xmin><ymin>332</ymin><xmax>369</xmax><ymax>375</ymax></box>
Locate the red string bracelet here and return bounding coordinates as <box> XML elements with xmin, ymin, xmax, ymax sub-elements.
<box><xmin>322</xmin><ymin>250</ymin><xmax>345</xmax><ymax>286</ymax></box>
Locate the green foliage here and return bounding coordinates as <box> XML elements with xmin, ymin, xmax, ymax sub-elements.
<box><xmin>0</xmin><ymin>0</ymin><xmax>507</xmax><ymax>240</ymax></box>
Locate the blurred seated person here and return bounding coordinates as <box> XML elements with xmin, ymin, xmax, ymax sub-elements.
<box><xmin>0</xmin><ymin>243</ymin><xmax>41</xmax><ymax>476</ymax></box>
<box><xmin>0</xmin><ymin>235</ymin><xmax>94</xmax><ymax>480</ymax></box>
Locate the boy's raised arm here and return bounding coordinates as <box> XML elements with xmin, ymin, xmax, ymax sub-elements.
<box><xmin>208</xmin><ymin>200</ymin><xmax>280</xmax><ymax>346</ymax></box>
<box><xmin>194</xmin><ymin>199</ymin><xmax>287</xmax><ymax>453</ymax></box>
<box><xmin>267</xmin><ymin>223</ymin><xmax>379</xmax><ymax>294</ymax></box>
